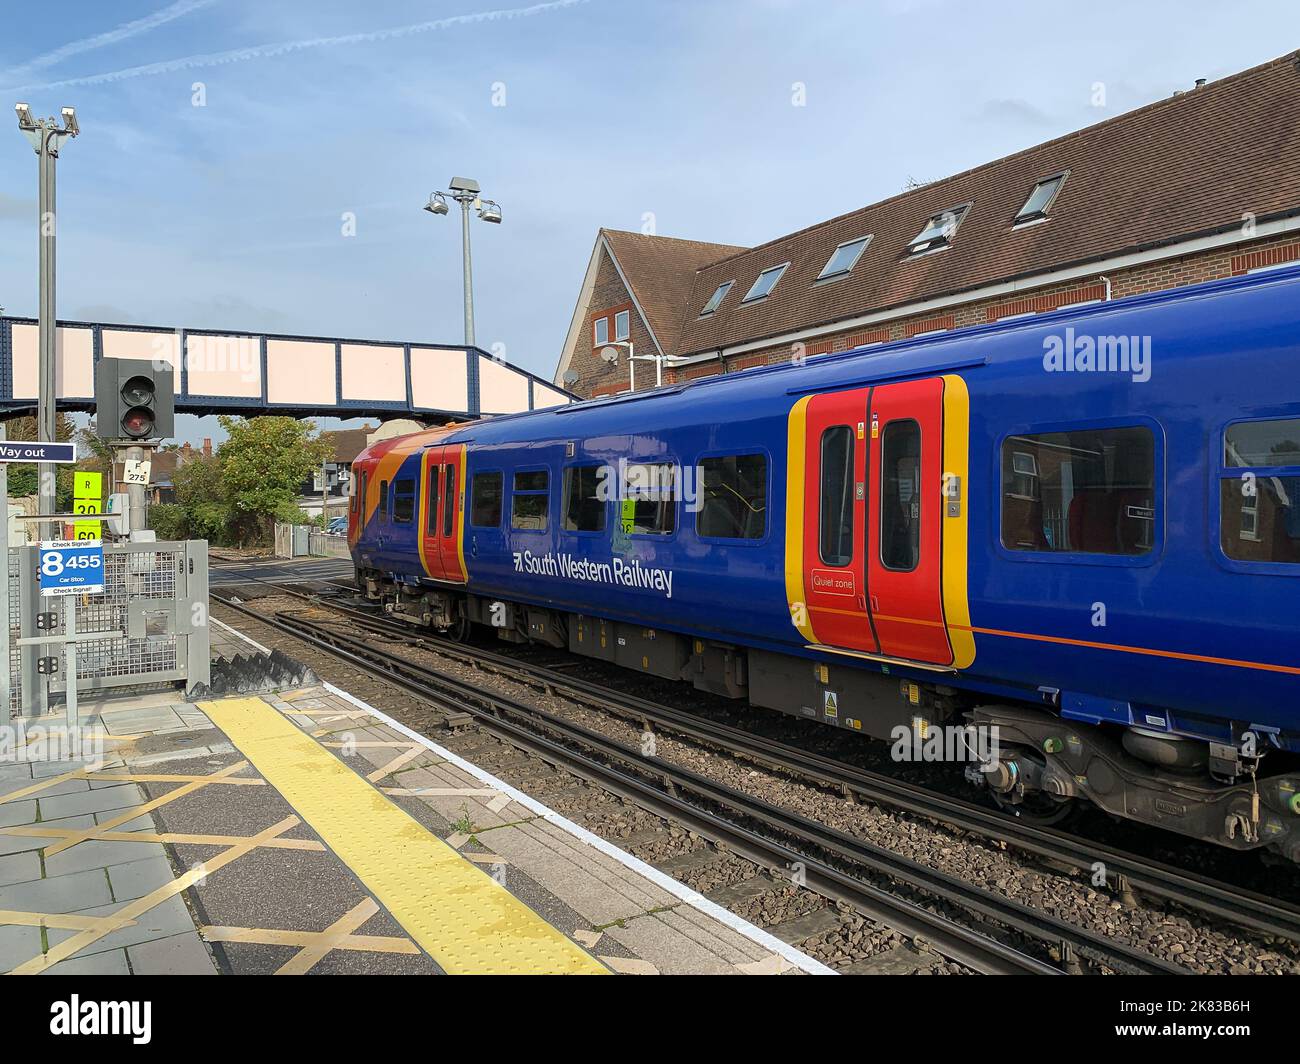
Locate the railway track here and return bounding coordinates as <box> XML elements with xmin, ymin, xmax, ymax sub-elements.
<box><xmin>214</xmin><ymin>576</ymin><xmax>1300</xmax><ymax>947</ymax></box>
<box><xmin>212</xmin><ymin>583</ymin><xmax>1199</xmax><ymax>974</ymax></box>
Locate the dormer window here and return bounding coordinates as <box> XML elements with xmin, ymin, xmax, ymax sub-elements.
<box><xmin>699</xmin><ymin>281</ymin><xmax>733</xmax><ymax>317</ymax></box>
<box><xmin>741</xmin><ymin>263</ymin><xmax>789</xmax><ymax>303</ymax></box>
<box><xmin>1015</xmin><ymin>173</ymin><xmax>1066</xmax><ymax>225</ymax></box>
<box><xmin>906</xmin><ymin>204</ymin><xmax>970</xmax><ymax>255</ymax></box>
<box><xmin>817</xmin><ymin>236</ymin><xmax>872</xmax><ymax>280</ymax></box>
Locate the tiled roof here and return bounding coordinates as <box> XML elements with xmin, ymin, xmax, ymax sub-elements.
<box><xmin>614</xmin><ymin>52</ymin><xmax>1300</xmax><ymax>359</ymax></box>
<box><xmin>324</xmin><ymin>426</ymin><xmax>375</xmax><ymax>464</ymax></box>
<box><xmin>600</xmin><ymin>230</ymin><xmax>747</xmax><ymax>353</ymax></box>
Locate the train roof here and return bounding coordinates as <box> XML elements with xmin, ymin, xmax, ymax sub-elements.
<box><xmin>359</xmin><ymin>259</ymin><xmax>1300</xmax><ymax>458</ymax></box>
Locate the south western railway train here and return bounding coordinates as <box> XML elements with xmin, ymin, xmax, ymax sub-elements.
<box><xmin>350</xmin><ymin>264</ymin><xmax>1300</xmax><ymax>862</ymax></box>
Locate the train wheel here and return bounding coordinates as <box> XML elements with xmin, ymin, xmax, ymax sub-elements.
<box><xmin>985</xmin><ymin>749</ymin><xmax>1076</xmax><ymax>826</ymax></box>
<box><xmin>448</xmin><ymin>611</ymin><xmax>471</xmax><ymax>643</ymax></box>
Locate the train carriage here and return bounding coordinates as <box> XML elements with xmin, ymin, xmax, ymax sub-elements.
<box><xmin>349</xmin><ymin>263</ymin><xmax>1300</xmax><ymax>862</ymax></box>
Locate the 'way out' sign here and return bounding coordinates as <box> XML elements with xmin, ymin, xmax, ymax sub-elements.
<box><xmin>0</xmin><ymin>442</ymin><xmax>76</xmax><ymax>464</ymax></box>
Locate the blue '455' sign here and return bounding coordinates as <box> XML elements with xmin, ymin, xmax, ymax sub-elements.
<box><xmin>39</xmin><ymin>540</ymin><xmax>105</xmax><ymax>597</ymax></box>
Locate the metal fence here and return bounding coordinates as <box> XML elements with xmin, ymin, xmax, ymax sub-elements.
<box><xmin>7</xmin><ymin>540</ymin><xmax>210</xmax><ymax>718</ymax></box>
<box><xmin>274</xmin><ymin>522</ymin><xmax>349</xmax><ymax>560</ymax></box>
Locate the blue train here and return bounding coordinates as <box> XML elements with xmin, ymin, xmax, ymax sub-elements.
<box><xmin>350</xmin><ymin>264</ymin><xmax>1300</xmax><ymax>861</ymax></box>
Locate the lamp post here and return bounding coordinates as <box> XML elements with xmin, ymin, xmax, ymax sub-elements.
<box><xmin>15</xmin><ymin>102</ymin><xmax>79</xmax><ymax>517</ymax></box>
<box><xmin>424</xmin><ymin>177</ymin><xmax>502</xmax><ymax>348</ymax></box>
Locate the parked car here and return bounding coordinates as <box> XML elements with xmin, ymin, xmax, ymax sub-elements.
<box><xmin>327</xmin><ymin>516</ymin><xmax>348</xmax><ymax>536</ymax></box>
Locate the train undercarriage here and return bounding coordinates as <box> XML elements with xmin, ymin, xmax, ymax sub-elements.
<box><xmin>358</xmin><ymin>568</ymin><xmax>1300</xmax><ymax>864</ymax></box>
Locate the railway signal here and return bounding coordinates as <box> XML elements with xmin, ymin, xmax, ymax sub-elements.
<box><xmin>94</xmin><ymin>358</ymin><xmax>174</xmax><ymax>442</ymax></box>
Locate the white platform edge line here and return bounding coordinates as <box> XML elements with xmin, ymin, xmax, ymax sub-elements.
<box><xmin>210</xmin><ymin>615</ymin><xmax>836</xmax><ymax>976</ymax></box>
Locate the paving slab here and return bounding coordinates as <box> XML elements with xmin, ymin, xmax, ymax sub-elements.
<box><xmin>128</xmin><ymin>931</ymin><xmax>217</xmax><ymax>975</ymax></box>
<box><xmin>0</xmin><ymin>866</ymin><xmax>114</xmax><ymax>914</ymax></box>
<box><xmin>38</xmin><ymin>782</ymin><xmax>145</xmax><ymax>820</ymax></box>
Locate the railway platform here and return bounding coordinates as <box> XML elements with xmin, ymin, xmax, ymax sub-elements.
<box><xmin>0</xmin><ymin>614</ymin><xmax>829</xmax><ymax>976</ymax></box>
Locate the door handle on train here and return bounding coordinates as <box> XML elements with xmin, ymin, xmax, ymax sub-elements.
<box><xmin>870</xmin><ymin>594</ymin><xmax>880</xmax><ymax>612</ymax></box>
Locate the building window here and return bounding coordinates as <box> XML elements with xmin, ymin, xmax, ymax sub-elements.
<box><xmin>511</xmin><ymin>470</ymin><xmax>549</xmax><ymax>531</ymax></box>
<box><xmin>817</xmin><ymin>236</ymin><xmax>872</xmax><ymax>280</ymax></box>
<box><xmin>1220</xmin><ymin>417</ymin><xmax>1300</xmax><ymax>564</ymax></box>
<box><xmin>700</xmin><ymin>281</ymin><xmax>733</xmax><ymax>316</ymax></box>
<box><xmin>819</xmin><ymin>426</ymin><xmax>854</xmax><ymax>567</ymax></box>
<box><xmin>1015</xmin><ymin>173</ymin><xmax>1066</xmax><ymax>224</ymax></box>
<box><xmin>697</xmin><ymin>454</ymin><xmax>767</xmax><ymax>539</ymax></box>
<box><xmin>1001</xmin><ymin>427</ymin><xmax>1156</xmax><ymax>555</ymax></box>
<box><xmin>741</xmin><ymin>263</ymin><xmax>789</xmax><ymax>303</ymax></box>
<box><xmin>614</xmin><ymin>309</ymin><xmax>630</xmax><ymax>341</ymax></box>
<box><xmin>563</xmin><ymin>465</ymin><xmax>607</xmax><ymax>532</ymax></box>
<box><xmin>471</xmin><ymin>471</ymin><xmax>503</xmax><ymax>527</ymax></box>
<box><xmin>593</xmin><ymin>317</ymin><xmax>609</xmax><ymax>346</ymax></box>
<box><xmin>621</xmin><ymin>462</ymin><xmax>676</xmax><ymax>535</ymax></box>
<box><xmin>906</xmin><ymin>204</ymin><xmax>970</xmax><ymax>255</ymax></box>
<box><xmin>392</xmin><ymin>478</ymin><xmax>416</xmax><ymax>523</ymax></box>
<box><xmin>426</xmin><ymin>466</ymin><xmax>441</xmax><ymax>535</ymax></box>
<box><xmin>880</xmin><ymin>421</ymin><xmax>921</xmax><ymax>572</ymax></box>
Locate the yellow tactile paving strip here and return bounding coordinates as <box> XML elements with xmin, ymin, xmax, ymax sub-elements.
<box><xmin>201</xmin><ymin>697</ymin><xmax>607</xmax><ymax>976</ymax></box>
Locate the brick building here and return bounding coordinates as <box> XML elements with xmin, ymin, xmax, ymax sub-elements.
<box><xmin>555</xmin><ymin>52</ymin><xmax>1300</xmax><ymax>398</ymax></box>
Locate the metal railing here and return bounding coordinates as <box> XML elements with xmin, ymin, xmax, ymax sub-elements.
<box><xmin>5</xmin><ymin>540</ymin><xmax>210</xmax><ymax>718</ymax></box>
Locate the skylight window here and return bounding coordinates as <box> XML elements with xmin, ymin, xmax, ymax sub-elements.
<box><xmin>1015</xmin><ymin>173</ymin><xmax>1066</xmax><ymax>224</ymax></box>
<box><xmin>906</xmin><ymin>204</ymin><xmax>970</xmax><ymax>255</ymax></box>
<box><xmin>817</xmin><ymin>236</ymin><xmax>872</xmax><ymax>280</ymax></box>
<box><xmin>700</xmin><ymin>280</ymin><xmax>733</xmax><ymax>316</ymax></box>
<box><xmin>741</xmin><ymin>263</ymin><xmax>789</xmax><ymax>303</ymax></box>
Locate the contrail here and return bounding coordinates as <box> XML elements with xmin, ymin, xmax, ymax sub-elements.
<box><xmin>6</xmin><ymin>0</ymin><xmax>219</xmax><ymax>80</ymax></box>
<box><xmin>2</xmin><ymin>0</ymin><xmax>589</xmax><ymax>93</ymax></box>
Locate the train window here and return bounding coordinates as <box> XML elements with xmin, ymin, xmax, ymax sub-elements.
<box><xmin>1000</xmin><ymin>427</ymin><xmax>1155</xmax><ymax>555</ymax></box>
<box><xmin>1221</xmin><ymin>418</ymin><xmax>1300</xmax><ymax>564</ymax></box>
<box><xmin>563</xmin><ymin>466</ymin><xmax>606</xmax><ymax>532</ymax></box>
<box><xmin>392</xmin><ymin>478</ymin><xmax>416</xmax><ymax>523</ymax></box>
<box><xmin>426</xmin><ymin>465</ymin><xmax>441</xmax><ymax>536</ymax></box>
<box><xmin>880</xmin><ymin>420</ymin><xmax>921</xmax><ymax>572</ymax></box>
<box><xmin>511</xmin><ymin>470</ymin><xmax>549</xmax><ymax>531</ymax></box>
<box><xmin>623</xmin><ymin>462</ymin><xmax>676</xmax><ymax>535</ymax></box>
<box><xmin>1224</xmin><ymin>418</ymin><xmax>1300</xmax><ymax>467</ymax></box>
<box><xmin>471</xmin><ymin>472</ymin><xmax>501</xmax><ymax>527</ymax></box>
<box><xmin>819</xmin><ymin>426</ymin><xmax>854</xmax><ymax>566</ymax></box>
<box><xmin>379</xmin><ymin>480</ymin><xmax>389</xmax><ymax>521</ymax></box>
<box><xmin>697</xmin><ymin>455</ymin><xmax>767</xmax><ymax>539</ymax></box>
<box><xmin>443</xmin><ymin>465</ymin><xmax>456</xmax><ymax>536</ymax></box>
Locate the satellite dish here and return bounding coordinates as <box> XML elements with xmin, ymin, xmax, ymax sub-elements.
<box><xmin>562</xmin><ymin>371</ymin><xmax>579</xmax><ymax>386</ymax></box>
<box><xmin>600</xmin><ymin>347</ymin><xmax>619</xmax><ymax>364</ymax></box>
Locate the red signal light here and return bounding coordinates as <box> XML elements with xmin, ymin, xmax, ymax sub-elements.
<box><xmin>121</xmin><ymin>407</ymin><xmax>154</xmax><ymax>439</ymax></box>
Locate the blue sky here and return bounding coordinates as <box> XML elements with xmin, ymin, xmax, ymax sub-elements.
<box><xmin>1</xmin><ymin>0</ymin><xmax>1296</xmax><ymax>443</ymax></box>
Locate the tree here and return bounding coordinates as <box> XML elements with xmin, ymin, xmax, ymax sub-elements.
<box><xmin>5</xmin><ymin>414</ymin><xmax>78</xmax><ymax>508</ymax></box>
<box><xmin>171</xmin><ymin>452</ymin><xmax>230</xmax><ymax>542</ymax></box>
<box><xmin>217</xmin><ymin>416</ymin><xmax>331</xmax><ymax>546</ymax></box>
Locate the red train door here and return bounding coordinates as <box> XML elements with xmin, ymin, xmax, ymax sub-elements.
<box><xmin>801</xmin><ymin>388</ymin><xmax>878</xmax><ymax>654</ymax></box>
<box><xmin>866</xmin><ymin>378</ymin><xmax>952</xmax><ymax>664</ymax></box>
<box><xmin>420</xmin><ymin>445</ymin><xmax>466</xmax><ymax>584</ymax></box>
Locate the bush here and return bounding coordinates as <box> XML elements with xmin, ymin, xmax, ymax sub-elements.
<box><xmin>149</xmin><ymin>503</ymin><xmax>188</xmax><ymax>541</ymax></box>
